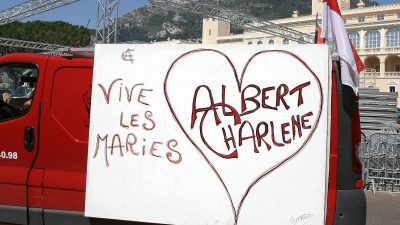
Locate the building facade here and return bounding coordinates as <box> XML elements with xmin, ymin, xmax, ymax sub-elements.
<box><xmin>202</xmin><ymin>0</ymin><xmax>400</xmax><ymax>107</ymax></box>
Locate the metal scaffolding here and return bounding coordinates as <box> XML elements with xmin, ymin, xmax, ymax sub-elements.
<box><xmin>150</xmin><ymin>0</ymin><xmax>314</xmax><ymax>44</ymax></box>
<box><xmin>96</xmin><ymin>0</ymin><xmax>119</xmax><ymax>44</ymax></box>
<box><xmin>0</xmin><ymin>0</ymin><xmax>79</xmax><ymax>26</ymax></box>
<box><xmin>0</xmin><ymin>37</ymin><xmax>67</xmax><ymax>51</ymax></box>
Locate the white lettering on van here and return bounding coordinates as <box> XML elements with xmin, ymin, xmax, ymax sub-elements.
<box><xmin>0</xmin><ymin>151</ymin><xmax>18</xmax><ymax>160</ymax></box>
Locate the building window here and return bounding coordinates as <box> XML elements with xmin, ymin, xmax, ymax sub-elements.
<box><xmin>257</xmin><ymin>40</ymin><xmax>263</xmax><ymax>45</ymax></box>
<box><xmin>209</xmin><ymin>29</ymin><xmax>211</xmax><ymax>36</ymax></box>
<box><xmin>396</xmin><ymin>64</ymin><xmax>400</xmax><ymax>72</ymax></box>
<box><xmin>389</xmin><ymin>85</ymin><xmax>396</xmax><ymax>93</ymax></box>
<box><xmin>248</xmin><ymin>41</ymin><xmax>253</xmax><ymax>45</ymax></box>
<box><xmin>377</xmin><ymin>14</ymin><xmax>384</xmax><ymax>21</ymax></box>
<box><xmin>349</xmin><ymin>31</ymin><xmax>360</xmax><ymax>49</ymax></box>
<box><xmin>358</xmin><ymin>16</ymin><xmax>365</xmax><ymax>23</ymax></box>
<box><xmin>298</xmin><ymin>37</ymin><xmax>305</xmax><ymax>44</ymax></box>
<box><xmin>398</xmin><ymin>13</ymin><xmax>400</xmax><ymax>19</ymax></box>
<box><xmin>386</xmin><ymin>28</ymin><xmax>400</xmax><ymax>48</ymax></box>
<box><xmin>365</xmin><ymin>30</ymin><xmax>381</xmax><ymax>48</ymax></box>
<box><xmin>282</xmin><ymin>38</ymin><xmax>289</xmax><ymax>45</ymax></box>
<box><xmin>375</xmin><ymin>64</ymin><xmax>380</xmax><ymax>72</ymax></box>
<box><xmin>268</xmin><ymin>40</ymin><xmax>275</xmax><ymax>45</ymax></box>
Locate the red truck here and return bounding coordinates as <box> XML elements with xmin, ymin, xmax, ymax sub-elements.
<box><xmin>0</xmin><ymin>52</ymin><xmax>365</xmax><ymax>225</ymax></box>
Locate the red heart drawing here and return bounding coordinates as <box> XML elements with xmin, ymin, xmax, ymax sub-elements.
<box><xmin>164</xmin><ymin>49</ymin><xmax>323</xmax><ymax>224</ymax></box>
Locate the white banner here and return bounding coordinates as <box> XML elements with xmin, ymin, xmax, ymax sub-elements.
<box><xmin>85</xmin><ymin>45</ymin><xmax>332</xmax><ymax>225</ymax></box>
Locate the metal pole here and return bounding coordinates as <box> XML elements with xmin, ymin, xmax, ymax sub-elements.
<box><xmin>104</xmin><ymin>0</ymin><xmax>108</xmax><ymax>43</ymax></box>
<box><xmin>96</xmin><ymin>1</ymin><xmax>100</xmax><ymax>43</ymax></box>
<box><xmin>115</xmin><ymin>0</ymin><xmax>119</xmax><ymax>43</ymax></box>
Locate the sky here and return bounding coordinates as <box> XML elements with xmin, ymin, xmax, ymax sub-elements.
<box><xmin>0</xmin><ymin>0</ymin><xmax>399</xmax><ymax>29</ymax></box>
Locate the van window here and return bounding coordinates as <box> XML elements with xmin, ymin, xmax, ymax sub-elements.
<box><xmin>0</xmin><ymin>64</ymin><xmax>38</xmax><ymax>121</ymax></box>
<box><xmin>50</xmin><ymin>67</ymin><xmax>92</xmax><ymax>141</ymax></box>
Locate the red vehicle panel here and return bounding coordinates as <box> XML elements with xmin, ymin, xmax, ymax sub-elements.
<box><xmin>34</xmin><ymin>57</ymin><xmax>93</xmax><ymax>211</ymax></box>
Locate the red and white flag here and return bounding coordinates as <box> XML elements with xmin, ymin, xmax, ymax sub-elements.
<box><xmin>316</xmin><ymin>24</ymin><xmax>324</xmax><ymax>44</ymax></box>
<box><xmin>321</xmin><ymin>0</ymin><xmax>364</xmax><ymax>93</ymax></box>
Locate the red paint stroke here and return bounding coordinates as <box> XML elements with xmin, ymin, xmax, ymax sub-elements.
<box><xmin>98</xmin><ymin>78</ymin><xmax>122</xmax><ymax>104</ymax></box>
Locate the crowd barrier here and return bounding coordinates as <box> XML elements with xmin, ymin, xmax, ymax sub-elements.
<box><xmin>360</xmin><ymin>123</ymin><xmax>400</xmax><ymax>192</ymax></box>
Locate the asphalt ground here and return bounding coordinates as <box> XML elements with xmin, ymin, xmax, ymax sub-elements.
<box><xmin>366</xmin><ymin>190</ymin><xmax>400</xmax><ymax>225</ymax></box>
<box><xmin>1</xmin><ymin>191</ymin><xmax>399</xmax><ymax>225</ymax></box>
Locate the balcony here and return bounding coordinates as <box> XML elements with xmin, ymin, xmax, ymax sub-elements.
<box><xmin>360</xmin><ymin>70</ymin><xmax>400</xmax><ymax>79</ymax></box>
<box><xmin>358</xmin><ymin>47</ymin><xmax>400</xmax><ymax>55</ymax></box>
<box><xmin>385</xmin><ymin>72</ymin><xmax>400</xmax><ymax>77</ymax></box>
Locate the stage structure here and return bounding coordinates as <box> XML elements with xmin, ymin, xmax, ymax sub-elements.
<box><xmin>95</xmin><ymin>0</ymin><xmax>119</xmax><ymax>44</ymax></box>
<box><xmin>0</xmin><ymin>0</ymin><xmax>79</xmax><ymax>26</ymax></box>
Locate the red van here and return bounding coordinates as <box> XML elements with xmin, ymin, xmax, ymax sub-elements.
<box><xmin>0</xmin><ymin>52</ymin><xmax>365</xmax><ymax>225</ymax></box>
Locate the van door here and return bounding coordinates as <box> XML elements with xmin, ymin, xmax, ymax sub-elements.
<box><xmin>0</xmin><ymin>55</ymin><xmax>47</xmax><ymax>225</ymax></box>
<box><xmin>33</xmin><ymin>56</ymin><xmax>93</xmax><ymax>225</ymax></box>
